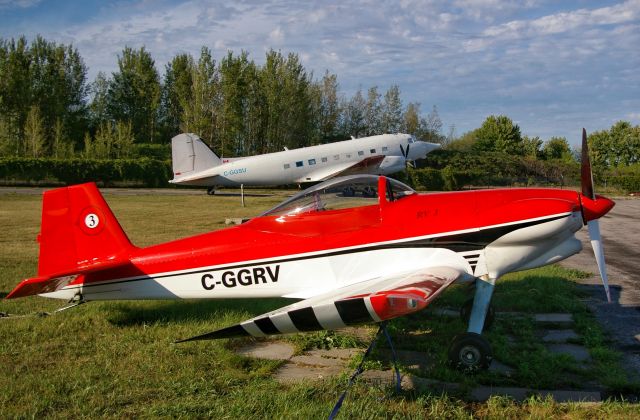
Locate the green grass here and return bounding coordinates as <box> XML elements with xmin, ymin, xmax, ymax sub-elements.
<box><xmin>1</xmin><ymin>189</ymin><xmax>639</xmax><ymax>418</ymax></box>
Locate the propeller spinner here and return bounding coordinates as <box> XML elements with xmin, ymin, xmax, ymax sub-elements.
<box><xmin>580</xmin><ymin>128</ymin><xmax>615</xmax><ymax>303</ymax></box>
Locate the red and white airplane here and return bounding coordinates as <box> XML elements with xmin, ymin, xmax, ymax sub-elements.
<box><xmin>7</xmin><ymin>130</ymin><xmax>614</xmax><ymax>371</ymax></box>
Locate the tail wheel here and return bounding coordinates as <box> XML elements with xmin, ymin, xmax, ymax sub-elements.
<box><xmin>460</xmin><ymin>298</ymin><xmax>495</xmax><ymax>330</ymax></box>
<box><xmin>448</xmin><ymin>332</ymin><xmax>492</xmax><ymax>372</ymax></box>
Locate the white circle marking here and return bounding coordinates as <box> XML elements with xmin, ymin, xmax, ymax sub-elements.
<box><xmin>84</xmin><ymin>213</ymin><xmax>100</xmax><ymax>229</ymax></box>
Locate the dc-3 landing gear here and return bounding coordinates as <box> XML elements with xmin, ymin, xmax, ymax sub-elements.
<box><xmin>206</xmin><ymin>187</ymin><xmax>215</xmax><ymax>195</ymax></box>
<box><xmin>447</xmin><ymin>276</ymin><xmax>496</xmax><ymax>372</ymax></box>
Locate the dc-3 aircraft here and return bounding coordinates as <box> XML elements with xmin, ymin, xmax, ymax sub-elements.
<box><xmin>170</xmin><ymin>132</ymin><xmax>439</xmax><ymax>193</ymax></box>
<box><xmin>7</xmin><ymin>130</ymin><xmax>614</xmax><ymax>371</ymax></box>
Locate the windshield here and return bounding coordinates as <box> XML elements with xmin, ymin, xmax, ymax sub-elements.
<box><xmin>261</xmin><ymin>175</ymin><xmax>415</xmax><ymax>217</ymax></box>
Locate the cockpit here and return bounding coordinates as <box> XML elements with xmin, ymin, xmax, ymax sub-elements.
<box><xmin>261</xmin><ymin>175</ymin><xmax>415</xmax><ymax>217</ymax></box>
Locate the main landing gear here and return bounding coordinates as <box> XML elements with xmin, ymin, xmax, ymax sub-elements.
<box><xmin>206</xmin><ymin>187</ymin><xmax>216</xmax><ymax>195</ymax></box>
<box><xmin>448</xmin><ymin>332</ymin><xmax>492</xmax><ymax>371</ymax></box>
<box><xmin>447</xmin><ymin>276</ymin><xmax>496</xmax><ymax>372</ymax></box>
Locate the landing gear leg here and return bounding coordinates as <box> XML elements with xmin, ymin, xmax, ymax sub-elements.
<box><xmin>206</xmin><ymin>187</ymin><xmax>215</xmax><ymax>195</ymax></box>
<box><xmin>448</xmin><ymin>276</ymin><xmax>495</xmax><ymax>371</ymax></box>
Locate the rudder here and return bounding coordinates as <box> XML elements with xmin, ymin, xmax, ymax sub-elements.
<box><xmin>37</xmin><ymin>182</ymin><xmax>136</xmax><ymax>277</ymax></box>
<box><xmin>171</xmin><ymin>133</ymin><xmax>222</xmax><ymax>180</ymax></box>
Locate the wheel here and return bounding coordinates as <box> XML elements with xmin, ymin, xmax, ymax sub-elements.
<box><xmin>460</xmin><ymin>298</ymin><xmax>495</xmax><ymax>330</ymax></box>
<box><xmin>448</xmin><ymin>332</ymin><xmax>492</xmax><ymax>372</ymax></box>
<box><xmin>206</xmin><ymin>187</ymin><xmax>215</xmax><ymax>195</ymax></box>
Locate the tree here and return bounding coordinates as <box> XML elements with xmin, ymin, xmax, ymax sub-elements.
<box><xmin>589</xmin><ymin>121</ymin><xmax>640</xmax><ymax>168</ymax></box>
<box><xmin>108</xmin><ymin>46</ymin><xmax>161</xmax><ymax>143</ymax></box>
<box><xmin>0</xmin><ymin>114</ymin><xmax>19</xmax><ymax>156</ymax></box>
<box><xmin>542</xmin><ymin>137</ymin><xmax>573</xmax><ymax>161</ymax></box>
<box><xmin>340</xmin><ymin>88</ymin><xmax>366</xmax><ymax>138</ymax></box>
<box><xmin>420</xmin><ymin>105</ymin><xmax>444</xmax><ymax>143</ymax></box>
<box><xmin>180</xmin><ymin>47</ymin><xmax>218</xmax><ymax>150</ymax></box>
<box><xmin>24</xmin><ymin>105</ymin><xmax>45</xmax><ymax>157</ymax></box>
<box><xmin>522</xmin><ymin>135</ymin><xmax>543</xmax><ymax>159</ymax></box>
<box><xmin>259</xmin><ymin>50</ymin><xmax>313</xmax><ymax>152</ymax></box>
<box><xmin>0</xmin><ymin>36</ymin><xmax>89</xmax><ymax>153</ymax></box>
<box><xmin>381</xmin><ymin>85</ymin><xmax>403</xmax><ymax>133</ymax></box>
<box><xmin>473</xmin><ymin>115</ymin><xmax>523</xmax><ymax>155</ymax></box>
<box><xmin>364</xmin><ymin>86</ymin><xmax>382</xmax><ymax>135</ymax></box>
<box><xmin>89</xmin><ymin>72</ymin><xmax>111</xmax><ymax>129</ymax></box>
<box><xmin>219</xmin><ymin>51</ymin><xmax>253</xmax><ymax>155</ymax></box>
<box><xmin>317</xmin><ymin>71</ymin><xmax>341</xmax><ymax>142</ymax></box>
<box><xmin>403</xmin><ymin>102</ymin><xmax>421</xmax><ymax>136</ymax></box>
<box><xmin>159</xmin><ymin>53</ymin><xmax>193</xmax><ymax>139</ymax></box>
<box><xmin>113</xmin><ymin>120</ymin><xmax>134</xmax><ymax>158</ymax></box>
<box><xmin>52</xmin><ymin>118</ymin><xmax>74</xmax><ymax>158</ymax></box>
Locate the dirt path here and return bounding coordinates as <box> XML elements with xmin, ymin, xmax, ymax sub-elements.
<box><xmin>560</xmin><ymin>198</ymin><xmax>640</xmax><ymax>380</ymax></box>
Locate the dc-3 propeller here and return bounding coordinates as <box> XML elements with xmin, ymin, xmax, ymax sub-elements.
<box><xmin>400</xmin><ymin>143</ymin><xmax>415</xmax><ymax>169</ymax></box>
<box><xmin>581</xmin><ymin>128</ymin><xmax>612</xmax><ymax>302</ymax></box>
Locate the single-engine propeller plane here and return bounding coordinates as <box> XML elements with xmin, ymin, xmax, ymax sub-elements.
<box><xmin>7</xmin><ymin>130</ymin><xmax>614</xmax><ymax>371</ymax></box>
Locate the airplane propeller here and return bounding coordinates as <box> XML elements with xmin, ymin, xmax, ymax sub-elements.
<box><xmin>581</xmin><ymin>128</ymin><xmax>612</xmax><ymax>303</ymax></box>
<box><xmin>400</xmin><ymin>143</ymin><xmax>415</xmax><ymax>170</ymax></box>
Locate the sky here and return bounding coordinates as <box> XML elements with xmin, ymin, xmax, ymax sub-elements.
<box><xmin>1</xmin><ymin>0</ymin><xmax>639</xmax><ymax>146</ymax></box>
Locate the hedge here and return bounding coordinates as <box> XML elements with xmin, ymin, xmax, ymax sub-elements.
<box><xmin>0</xmin><ymin>157</ymin><xmax>172</xmax><ymax>187</ymax></box>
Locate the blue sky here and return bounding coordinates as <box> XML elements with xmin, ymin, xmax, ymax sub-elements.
<box><xmin>1</xmin><ymin>0</ymin><xmax>639</xmax><ymax>146</ymax></box>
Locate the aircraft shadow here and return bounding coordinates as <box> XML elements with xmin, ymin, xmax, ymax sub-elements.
<box><xmin>105</xmin><ymin>297</ymin><xmax>291</xmax><ymax>327</ymax></box>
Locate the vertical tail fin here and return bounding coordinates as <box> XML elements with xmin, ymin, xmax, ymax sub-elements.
<box><xmin>171</xmin><ymin>133</ymin><xmax>222</xmax><ymax>181</ymax></box>
<box><xmin>6</xmin><ymin>183</ymin><xmax>136</xmax><ymax>299</ymax></box>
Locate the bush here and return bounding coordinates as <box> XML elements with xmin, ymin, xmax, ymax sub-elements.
<box><xmin>0</xmin><ymin>157</ymin><xmax>172</xmax><ymax>187</ymax></box>
<box><xmin>131</xmin><ymin>143</ymin><xmax>171</xmax><ymax>160</ymax></box>
<box><xmin>608</xmin><ymin>164</ymin><xmax>640</xmax><ymax>192</ymax></box>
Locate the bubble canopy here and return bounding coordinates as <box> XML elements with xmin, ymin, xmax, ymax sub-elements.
<box><xmin>261</xmin><ymin>175</ymin><xmax>415</xmax><ymax>217</ymax></box>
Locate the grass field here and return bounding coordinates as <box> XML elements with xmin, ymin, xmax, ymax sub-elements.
<box><xmin>1</xmin><ymin>189</ymin><xmax>639</xmax><ymax>418</ymax></box>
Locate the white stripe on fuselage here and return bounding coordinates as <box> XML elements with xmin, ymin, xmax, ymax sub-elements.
<box><xmin>40</xmin><ymin>212</ymin><xmax>572</xmax><ymax>301</ymax></box>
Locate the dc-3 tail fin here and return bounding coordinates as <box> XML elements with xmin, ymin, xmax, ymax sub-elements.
<box><xmin>6</xmin><ymin>183</ymin><xmax>136</xmax><ymax>299</ymax></box>
<box><xmin>171</xmin><ymin>133</ymin><xmax>222</xmax><ymax>182</ymax></box>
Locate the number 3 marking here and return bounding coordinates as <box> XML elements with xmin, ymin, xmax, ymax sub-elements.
<box><xmin>84</xmin><ymin>213</ymin><xmax>100</xmax><ymax>229</ymax></box>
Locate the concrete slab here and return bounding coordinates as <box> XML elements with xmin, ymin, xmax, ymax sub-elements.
<box><xmin>360</xmin><ymin>370</ymin><xmax>460</xmax><ymax>393</ymax></box>
<box><xmin>235</xmin><ymin>342</ymin><xmax>295</xmax><ymax>360</ymax></box>
<box><xmin>542</xmin><ymin>329</ymin><xmax>579</xmax><ymax>343</ymax></box>
<box><xmin>432</xmin><ymin>308</ymin><xmax>459</xmax><ymax>317</ymax></box>
<box><xmin>273</xmin><ymin>348</ymin><xmax>360</xmax><ymax>383</ymax></box>
<box><xmin>534</xmin><ymin>313</ymin><xmax>574</xmax><ymax>324</ymax></box>
<box><xmin>489</xmin><ymin>360</ymin><xmax>516</xmax><ymax>377</ymax></box>
<box><xmin>377</xmin><ymin>349</ymin><xmax>432</xmax><ymax>371</ymax></box>
<box><xmin>274</xmin><ymin>364</ymin><xmax>343</xmax><ymax>382</ymax></box>
<box><xmin>546</xmin><ymin>343</ymin><xmax>592</xmax><ymax>363</ymax></box>
<box><xmin>290</xmin><ymin>348</ymin><xmax>358</xmax><ymax>368</ymax></box>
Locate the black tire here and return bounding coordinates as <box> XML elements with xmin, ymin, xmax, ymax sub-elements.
<box><xmin>448</xmin><ymin>332</ymin><xmax>492</xmax><ymax>372</ymax></box>
<box><xmin>460</xmin><ymin>298</ymin><xmax>495</xmax><ymax>331</ymax></box>
<box><xmin>206</xmin><ymin>187</ymin><xmax>216</xmax><ymax>196</ymax></box>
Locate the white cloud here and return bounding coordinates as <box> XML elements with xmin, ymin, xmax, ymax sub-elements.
<box><xmin>269</xmin><ymin>26</ymin><xmax>284</xmax><ymax>43</ymax></box>
<box><xmin>0</xmin><ymin>0</ymin><xmax>41</xmax><ymax>9</ymax></box>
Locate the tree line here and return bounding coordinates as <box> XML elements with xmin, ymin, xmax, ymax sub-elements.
<box><xmin>1</xmin><ymin>35</ymin><xmax>637</xmax><ymax>191</ymax></box>
<box><xmin>0</xmin><ymin>36</ymin><xmax>444</xmax><ymax>160</ymax></box>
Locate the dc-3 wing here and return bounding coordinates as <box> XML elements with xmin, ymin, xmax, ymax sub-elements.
<box><xmin>177</xmin><ymin>266</ymin><xmax>462</xmax><ymax>342</ymax></box>
<box><xmin>296</xmin><ymin>155</ymin><xmax>386</xmax><ymax>183</ymax></box>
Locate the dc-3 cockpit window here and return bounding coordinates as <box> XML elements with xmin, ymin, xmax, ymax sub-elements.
<box><xmin>261</xmin><ymin>175</ymin><xmax>415</xmax><ymax>217</ymax></box>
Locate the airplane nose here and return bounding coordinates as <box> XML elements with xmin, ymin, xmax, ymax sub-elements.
<box><xmin>415</xmin><ymin>141</ymin><xmax>435</xmax><ymax>158</ymax></box>
<box><xmin>580</xmin><ymin>194</ymin><xmax>615</xmax><ymax>223</ymax></box>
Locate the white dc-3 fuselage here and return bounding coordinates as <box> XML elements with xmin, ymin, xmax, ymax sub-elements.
<box><xmin>170</xmin><ymin>133</ymin><xmax>438</xmax><ymax>187</ymax></box>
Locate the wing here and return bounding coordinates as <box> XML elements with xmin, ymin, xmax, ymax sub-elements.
<box><xmin>176</xmin><ymin>266</ymin><xmax>462</xmax><ymax>342</ymax></box>
<box><xmin>296</xmin><ymin>155</ymin><xmax>386</xmax><ymax>183</ymax></box>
